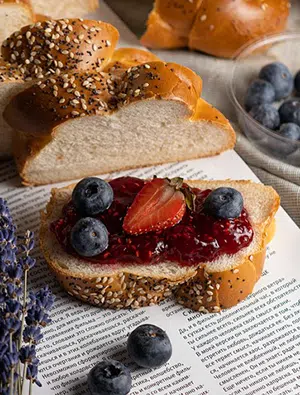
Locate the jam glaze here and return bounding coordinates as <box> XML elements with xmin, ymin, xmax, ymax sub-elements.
<box><xmin>50</xmin><ymin>177</ymin><xmax>254</xmax><ymax>267</ymax></box>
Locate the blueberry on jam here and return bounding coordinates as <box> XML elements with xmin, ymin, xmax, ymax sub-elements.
<box><xmin>203</xmin><ymin>187</ymin><xmax>244</xmax><ymax>219</ymax></box>
<box><xmin>70</xmin><ymin>217</ymin><xmax>109</xmax><ymax>257</ymax></box>
<box><xmin>72</xmin><ymin>177</ymin><xmax>114</xmax><ymax>216</ymax></box>
<box><xmin>51</xmin><ymin>177</ymin><xmax>253</xmax><ymax>266</ymax></box>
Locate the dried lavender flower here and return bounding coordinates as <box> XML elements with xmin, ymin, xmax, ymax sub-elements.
<box><xmin>0</xmin><ymin>198</ymin><xmax>54</xmax><ymax>394</ymax></box>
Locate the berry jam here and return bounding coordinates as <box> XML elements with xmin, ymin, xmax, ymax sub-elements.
<box><xmin>50</xmin><ymin>177</ymin><xmax>254</xmax><ymax>266</ymax></box>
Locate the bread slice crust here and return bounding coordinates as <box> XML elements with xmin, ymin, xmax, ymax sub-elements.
<box><xmin>40</xmin><ymin>179</ymin><xmax>279</xmax><ymax>312</ymax></box>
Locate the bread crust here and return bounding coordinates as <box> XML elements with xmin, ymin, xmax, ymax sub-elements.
<box><xmin>40</xmin><ymin>180</ymin><xmax>279</xmax><ymax>312</ymax></box>
<box><xmin>141</xmin><ymin>0</ymin><xmax>290</xmax><ymax>58</ymax></box>
<box><xmin>1</xmin><ymin>19</ymin><xmax>119</xmax><ymax>79</ymax></box>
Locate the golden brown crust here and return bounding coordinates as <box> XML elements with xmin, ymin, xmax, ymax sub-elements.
<box><xmin>40</xmin><ymin>180</ymin><xmax>279</xmax><ymax>311</ymax></box>
<box><xmin>1</xmin><ymin>19</ymin><xmax>119</xmax><ymax>79</ymax></box>
<box><xmin>142</xmin><ymin>0</ymin><xmax>290</xmax><ymax>58</ymax></box>
<box><xmin>103</xmin><ymin>48</ymin><xmax>160</xmax><ymax>74</ymax></box>
<box><xmin>141</xmin><ymin>10</ymin><xmax>188</xmax><ymax>49</ymax></box>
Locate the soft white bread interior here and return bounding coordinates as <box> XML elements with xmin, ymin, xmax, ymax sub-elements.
<box><xmin>29</xmin><ymin>0</ymin><xmax>99</xmax><ymax>19</ymax></box>
<box><xmin>0</xmin><ymin>0</ymin><xmax>34</xmax><ymax>45</ymax></box>
<box><xmin>5</xmin><ymin>61</ymin><xmax>235</xmax><ymax>185</ymax></box>
<box><xmin>40</xmin><ymin>179</ymin><xmax>279</xmax><ymax>311</ymax></box>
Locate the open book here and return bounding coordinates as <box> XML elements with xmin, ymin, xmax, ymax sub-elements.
<box><xmin>1</xmin><ymin>2</ymin><xmax>300</xmax><ymax>395</ymax></box>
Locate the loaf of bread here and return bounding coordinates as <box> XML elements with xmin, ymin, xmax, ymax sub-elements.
<box><xmin>4</xmin><ymin>60</ymin><xmax>235</xmax><ymax>185</ymax></box>
<box><xmin>40</xmin><ymin>179</ymin><xmax>279</xmax><ymax>312</ymax></box>
<box><xmin>141</xmin><ymin>0</ymin><xmax>290</xmax><ymax>58</ymax></box>
<box><xmin>0</xmin><ymin>18</ymin><xmax>119</xmax><ymax>158</ymax></box>
<box><xmin>0</xmin><ymin>0</ymin><xmax>35</xmax><ymax>45</ymax></box>
<box><xmin>30</xmin><ymin>0</ymin><xmax>99</xmax><ymax>19</ymax></box>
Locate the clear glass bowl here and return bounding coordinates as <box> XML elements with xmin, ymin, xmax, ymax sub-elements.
<box><xmin>229</xmin><ymin>33</ymin><xmax>300</xmax><ymax>167</ymax></box>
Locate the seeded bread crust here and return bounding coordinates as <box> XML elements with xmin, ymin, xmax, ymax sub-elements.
<box><xmin>141</xmin><ymin>0</ymin><xmax>290</xmax><ymax>58</ymax></box>
<box><xmin>40</xmin><ymin>180</ymin><xmax>280</xmax><ymax>312</ymax></box>
<box><xmin>1</xmin><ymin>19</ymin><xmax>119</xmax><ymax>79</ymax></box>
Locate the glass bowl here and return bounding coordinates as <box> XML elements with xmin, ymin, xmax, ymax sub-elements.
<box><xmin>229</xmin><ymin>33</ymin><xmax>300</xmax><ymax>167</ymax></box>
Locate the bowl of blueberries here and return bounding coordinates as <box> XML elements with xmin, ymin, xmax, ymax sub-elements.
<box><xmin>229</xmin><ymin>33</ymin><xmax>300</xmax><ymax>166</ymax></box>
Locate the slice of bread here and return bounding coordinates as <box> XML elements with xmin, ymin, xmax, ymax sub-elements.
<box><xmin>40</xmin><ymin>179</ymin><xmax>280</xmax><ymax>312</ymax></box>
<box><xmin>4</xmin><ymin>61</ymin><xmax>235</xmax><ymax>185</ymax></box>
<box><xmin>30</xmin><ymin>0</ymin><xmax>99</xmax><ymax>19</ymax></box>
<box><xmin>0</xmin><ymin>0</ymin><xmax>34</xmax><ymax>46</ymax></box>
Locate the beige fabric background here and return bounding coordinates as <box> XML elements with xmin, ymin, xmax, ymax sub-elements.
<box><xmin>105</xmin><ymin>0</ymin><xmax>300</xmax><ymax>226</ymax></box>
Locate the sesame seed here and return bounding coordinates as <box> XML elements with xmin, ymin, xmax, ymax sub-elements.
<box><xmin>207</xmin><ymin>290</ymin><xmax>214</xmax><ymax>296</ymax></box>
<box><xmin>59</xmin><ymin>98</ymin><xmax>65</xmax><ymax>104</ymax></box>
<box><xmin>216</xmin><ymin>283</ymin><xmax>220</xmax><ymax>290</ymax></box>
<box><xmin>143</xmin><ymin>83</ymin><xmax>149</xmax><ymax>88</ymax></box>
<box><xmin>71</xmin><ymin>111</ymin><xmax>79</xmax><ymax>116</ymax></box>
<box><xmin>233</xmin><ymin>269</ymin><xmax>239</xmax><ymax>274</ymax></box>
<box><xmin>144</xmin><ymin>64</ymin><xmax>151</xmax><ymax>69</ymax></box>
<box><xmin>200</xmin><ymin>14</ymin><xmax>207</xmax><ymax>21</ymax></box>
<box><xmin>207</xmin><ymin>296</ymin><xmax>213</xmax><ymax>302</ymax></box>
<box><xmin>92</xmin><ymin>44</ymin><xmax>98</xmax><ymax>52</ymax></box>
<box><xmin>106</xmin><ymin>40</ymin><xmax>111</xmax><ymax>46</ymax></box>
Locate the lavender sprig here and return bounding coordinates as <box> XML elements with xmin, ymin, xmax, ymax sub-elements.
<box><xmin>0</xmin><ymin>198</ymin><xmax>54</xmax><ymax>395</ymax></box>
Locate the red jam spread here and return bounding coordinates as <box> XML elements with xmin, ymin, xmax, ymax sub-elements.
<box><xmin>50</xmin><ymin>177</ymin><xmax>254</xmax><ymax>266</ymax></box>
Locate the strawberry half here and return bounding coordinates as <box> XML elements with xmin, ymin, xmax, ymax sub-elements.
<box><xmin>123</xmin><ymin>177</ymin><xmax>186</xmax><ymax>234</ymax></box>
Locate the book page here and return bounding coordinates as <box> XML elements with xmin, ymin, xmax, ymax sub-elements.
<box><xmin>1</xmin><ymin>151</ymin><xmax>300</xmax><ymax>395</ymax></box>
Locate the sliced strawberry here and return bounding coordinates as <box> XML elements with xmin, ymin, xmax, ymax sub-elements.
<box><xmin>123</xmin><ymin>178</ymin><xmax>186</xmax><ymax>234</ymax></box>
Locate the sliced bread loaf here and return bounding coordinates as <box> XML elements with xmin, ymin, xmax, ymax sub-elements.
<box><xmin>40</xmin><ymin>179</ymin><xmax>279</xmax><ymax>311</ymax></box>
<box><xmin>4</xmin><ymin>60</ymin><xmax>235</xmax><ymax>185</ymax></box>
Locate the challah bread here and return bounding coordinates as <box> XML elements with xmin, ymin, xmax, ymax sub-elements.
<box><xmin>0</xmin><ymin>0</ymin><xmax>34</xmax><ymax>45</ymax></box>
<box><xmin>30</xmin><ymin>0</ymin><xmax>99</xmax><ymax>19</ymax></box>
<box><xmin>40</xmin><ymin>179</ymin><xmax>279</xmax><ymax>312</ymax></box>
<box><xmin>0</xmin><ymin>18</ymin><xmax>119</xmax><ymax>158</ymax></box>
<box><xmin>4</xmin><ymin>61</ymin><xmax>235</xmax><ymax>185</ymax></box>
<box><xmin>141</xmin><ymin>0</ymin><xmax>290</xmax><ymax>58</ymax></box>
<box><xmin>1</xmin><ymin>19</ymin><xmax>119</xmax><ymax>79</ymax></box>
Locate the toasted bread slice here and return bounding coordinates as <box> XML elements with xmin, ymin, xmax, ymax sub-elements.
<box><xmin>5</xmin><ymin>61</ymin><xmax>235</xmax><ymax>185</ymax></box>
<box><xmin>40</xmin><ymin>179</ymin><xmax>279</xmax><ymax>312</ymax></box>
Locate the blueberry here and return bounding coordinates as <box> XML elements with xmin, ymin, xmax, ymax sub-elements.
<box><xmin>278</xmin><ymin>99</ymin><xmax>300</xmax><ymax>126</ymax></box>
<box><xmin>244</xmin><ymin>79</ymin><xmax>275</xmax><ymax>111</ymax></box>
<box><xmin>259</xmin><ymin>62</ymin><xmax>293</xmax><ymax>100</ymax></box>
<box><xmin>203</xmin><ymin>187</ymin><xmax>243</xmax><ymax>219</ymax></box>
<box><xmin>70</xmin><ymin>217</ymin><xmax>108</xmax><ymax>257</ymax></box>
<box><xmin>278</xmin><ymin>123</ymin><xmax>300</xmax><ymax>141</ymax></box>
<box><xmin>127</xmin><ymin>324</ymin><xmax>172</xmax><ymax>369</ymax></box>
<box><xmin>88</xmin><ymin>360</ymin><xmax>132</xmax><ymax>395</ymax></box>
<box><xmin>295</xmin><ymin>70</ymin><xmax>300</xmax><ymax>94</ymax></box>
<box><xmin>249</xmin><ymin>104</ymin><xmax>280</xmax><ymax>130</ymax></box>
<box><xmin>72</xmin><ymin>177</ymin><xmax>114</xmax><ymax>216</ymax></box>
